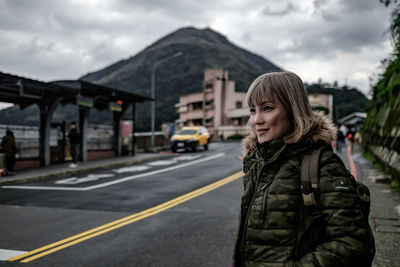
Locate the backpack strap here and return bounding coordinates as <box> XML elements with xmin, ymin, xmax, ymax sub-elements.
<box><xmin>301</xmin><ymin>148</ymin><xmax>323</xmax><ymax>207</ymax></box>
<box><xmin>295</xmin><ymin>147</ymin><xmax>325</xmax><ymax>259</ymax></box>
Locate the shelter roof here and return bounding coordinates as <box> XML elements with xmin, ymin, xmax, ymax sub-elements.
<box><xmin>0</xmin><ymin>72</ymin><xmax>152</xmax><ymax>110</ymax></box>
<box><xmin>0</xmin><ymin>71</ymin><xmax>77</xmax><ymax>108</ymax></box>
<box><xmin>53</xmin><ymin>80</ymin><xmax>152</xmax><ymax>102</ymax></box>
<box><xmin>52</xmin><ymin>80</ymin><xmax>152</xmax><ymax>110</ymax></box>
<box><xmin>339</xmin><ymin>112</ymin><xmax>367</xmax><ymax>125</ymax></box>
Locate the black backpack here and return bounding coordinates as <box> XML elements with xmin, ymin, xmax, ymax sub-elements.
<box><xmin>300</xmin><ymin>148</ymin><xmax>375</xmax><ymax>265</ymax></box>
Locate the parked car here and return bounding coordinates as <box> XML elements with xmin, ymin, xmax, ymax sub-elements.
<box><xmin>170</xmin><ymin>126</ymin><xmax>210</xmax><ymax>152</ymax></box>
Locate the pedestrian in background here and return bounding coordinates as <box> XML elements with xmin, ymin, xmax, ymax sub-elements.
<box><xmin>233</xmin><ymin>72</ymin><xmax>374</xmax><ymax>266</ymax></box>
<box><xmin>67</xmin><ymin>122</ymin><xmax>81</xmax><ymax>168</ymax></box>
<box><xmin>336</xmin><ymin>125</ymin><xmax>345</xmax><ymax>153</ymax></box>
<box><xmin>1</xmin><ymin>130</ymin><xmax>18</xmax><ymax>176</ymax></box>
<box><xmin>346</xmin><ymin>128</ymin><xmax>355</xmax><ymax>150</ymax></box>
<box><xmin>355</xmin><ymin>131</ymin><xmax>361</xmax><ymax>144</ymax></box>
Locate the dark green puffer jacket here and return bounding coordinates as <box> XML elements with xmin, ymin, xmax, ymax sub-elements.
<box><xmin>234</xmin><ymin>114</ymin><xmax>373</xmax><ymax>267</ymax></box>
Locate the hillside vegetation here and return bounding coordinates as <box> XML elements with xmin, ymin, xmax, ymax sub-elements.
<box><xmin>362</xmin><ymin>1</ymin><xmax>400</xmax><ymax>182</ymax></box>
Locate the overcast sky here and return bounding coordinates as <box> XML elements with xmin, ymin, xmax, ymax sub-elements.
<box><xmin>0</xmin><ymin>0</ymin><xmax>394</xmax><ymax>103</ymax></box>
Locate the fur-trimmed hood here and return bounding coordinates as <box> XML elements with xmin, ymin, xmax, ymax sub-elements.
<box><xmin>241</xmin><ymin>111</ymin><xmax>337</xmax><ymax>159</ymax></box>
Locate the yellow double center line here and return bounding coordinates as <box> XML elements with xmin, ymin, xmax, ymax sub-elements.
<box><xmin>8</xmin><ymin>171</ymin><xmax>243</xmax><ymax>263</ymax></box>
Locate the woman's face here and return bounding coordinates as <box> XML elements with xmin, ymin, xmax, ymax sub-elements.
<box><xmin>249</xmin><ymin>96</ymin><xmax>292</xmax><ymax>144</ymax></box>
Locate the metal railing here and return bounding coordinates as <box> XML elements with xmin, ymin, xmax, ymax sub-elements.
<box><xmin>0</xmin><ymin>124</ymin><xmax>116</xmax><ymax>158</ymax></box>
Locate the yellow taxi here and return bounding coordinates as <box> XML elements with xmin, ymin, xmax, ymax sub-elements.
<box><xmin>170</xmin><ymin>126</ymin><xmax>210</xmax><ymax>152</ymax></box>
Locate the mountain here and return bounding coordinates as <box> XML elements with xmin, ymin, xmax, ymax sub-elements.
<box><xmin>80</xmin><ymin>26</ymin><xmax>282</xmax><ymax>130</ymax></box>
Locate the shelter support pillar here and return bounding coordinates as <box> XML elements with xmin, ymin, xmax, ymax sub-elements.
<box><xmin>131</xmin><ymin>102</ymin><xmax>136</xmax><ymax>156</ymax></box>
<box><xmin>39</xmin><ymin>99</ymin><xmax>61</xmax><ymax>167</ymax></box>
<box><xmin>79</xmin><ymin>107</ymin><xmax>89</xmax><ymax>162</ymax></box>
<box><xmin>113</xmin><ymin>111</ymin><xmax>122</xmax><ymax>157</ymax></box>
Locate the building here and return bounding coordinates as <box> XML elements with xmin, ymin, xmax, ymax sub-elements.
<box><xmin>308</xmin><ymin>93</ymin><xmax>333</xmax><ymax>120</ymax></box>
<box><xmin>338</xmin><ymin>112</ymin><xmax>367</xmax><ymax>131</ymax></box>
<box><xmin>176</xmin><ymin>69</ymin><xmax>249</xmax><ymax>140</ymax></box>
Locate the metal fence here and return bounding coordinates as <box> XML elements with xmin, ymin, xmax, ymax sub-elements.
<box><xmin>0</xmin><ymin>124</ymin><xmax>115</xmax><ymax>159</ymax></box>
<box><xmin>0</xmin><ymin>124</ymin><xmax>39</xmax><ymax>158</ymax></box>
<box><xmin>87</xmin><ymin>124</ymin><xmax>114</xmax><ymax>150</ymax></box>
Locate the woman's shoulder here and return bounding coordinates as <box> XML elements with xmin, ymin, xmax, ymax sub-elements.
<box><xmin>317</xmin><ymin>145</ymin><xmax>357</xmax><ymax>194</ymax></box>
<box><xmin>319</xmin><ymin>145</ymin><xmax>348</xmax><ymax>173</ymax></box>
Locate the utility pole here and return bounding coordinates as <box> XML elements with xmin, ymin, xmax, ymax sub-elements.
<box><xmin>150</xmin><ymin>52</ymin><xmax>182</xmax><ymax>152</ymax></box>
<box><xmin>202</xmin><ymin>80</ymin><xmax>206</xmax><ymax>126</ymax></box>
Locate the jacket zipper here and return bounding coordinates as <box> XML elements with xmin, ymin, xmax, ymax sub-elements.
<box><xmin>239</xmin><ymin>145</ymin><xmax>287</xmax><ymax>266</ymax></box>
<box><xmin>239</xmin><ymin>162</ymin><xmax>265</xmax><ymax>266</ymax></box>
<box><xmin>260</xmin><ymin>179</ymin><xmax>274</xmax><ymax>220</ymax></box>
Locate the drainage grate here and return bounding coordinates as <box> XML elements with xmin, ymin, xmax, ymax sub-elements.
<box><xmin>372</xmin><ymin>217</ymin><xmax>400</xmax><ymax>233</ymax></box>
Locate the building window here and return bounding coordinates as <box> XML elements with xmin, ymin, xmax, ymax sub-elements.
<box><xmin>206</xmin><ymin>83</ymin><xmax>213</xmax><ymax>89</ymax></box>
<box><xmin>192</xmin><ymin>119</ymin><xmax>202</xmax><ymax>126</ymax></box>
<box><xmin>192</xmin><ymin>102</ymin><xmax>203</xmax><ymax>110</ymax></box>
<box><xmin>236</xmin><ymin>101</ymin><xmax>242</xmax><ymax>109</ymax></box>
<box><xmin>241</xmin><ymin>116</ymin><xmax>249</xmax><ymax>125</ymax></box>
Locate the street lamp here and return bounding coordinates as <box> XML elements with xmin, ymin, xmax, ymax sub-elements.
<box><xmin>150</xmin><ymin>52</ymin><xmax>183</xmax><ymax>152</ymax></box>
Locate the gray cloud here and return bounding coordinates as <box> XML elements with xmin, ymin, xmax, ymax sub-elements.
<box><xmin>280</xmin><ymin>0</ymin><xmax>391</xmax><ymax>58</ymax></box>
<box><xmin>263</xmin><ymin>2</ymin><xmax>296</xmax><ymax>17</ymax></box>
<box><xmin>313</xmin><ymin>0</ymin><xmax>328</xmax><ymax>11</ymax></box>
<box><xmin>0</xmin><ymin>0</ymin><xmax>393</xmax><ymax>95</ymax></box>
<box><xmin>341</xmin><ymin>0</ymin><xmax>383</xmax><ymax>13</ymax></box>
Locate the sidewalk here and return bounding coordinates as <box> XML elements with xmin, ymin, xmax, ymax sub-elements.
<box><xmin>337</xmin><ymin>143</ymin><xmax>400</xmax><ymax>267</ymax></box>
<box><xmin>0</xmin><ymin>152</ymin><xmax>169</xmax><ymax>186</ymax></box>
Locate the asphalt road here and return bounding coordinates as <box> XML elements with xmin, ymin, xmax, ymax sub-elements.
<box><xmin>0</xmin><ymin>142</ymin><xmax>244</xmax><ymax>266</ymax></box>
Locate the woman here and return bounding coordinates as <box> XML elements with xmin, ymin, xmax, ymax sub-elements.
<box><xmin>233</xmin><ymin>72</ymin><xmax>374</xmax><ymax>266</ymax></box>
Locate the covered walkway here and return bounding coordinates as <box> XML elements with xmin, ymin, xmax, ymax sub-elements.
<box><xmin>0</xmin><ymin>71</ymin><xmax>151</xmax><ymax>168</ymax></box>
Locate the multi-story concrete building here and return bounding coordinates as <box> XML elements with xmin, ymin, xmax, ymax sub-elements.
<box><xmin>176</xmin><ymin>69</ymin><xmax>334</xmax><ymax>140</ymax></box>
<box><xmin>308</xmin><ymin>93</ymin><xmax>334</xmax><ymax>121</ymax></box>
<box><xmin>176</xmin><ymin>69</ymin><xmax>249</xmax><ymax>140</ymax></box>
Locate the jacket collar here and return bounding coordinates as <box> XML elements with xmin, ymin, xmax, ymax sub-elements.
<box><xmin>256</xmin><ymin>138</ymin><xmax>286</xmax><ymax>162</ymax></box>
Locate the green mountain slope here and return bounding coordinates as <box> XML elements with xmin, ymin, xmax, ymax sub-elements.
<box><xmin>80</xmin><ymin>27</ymin><xmax>282</xmax><ymax>130</ymax></box>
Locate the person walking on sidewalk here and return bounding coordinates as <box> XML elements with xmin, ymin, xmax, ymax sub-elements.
<box><xmin>1</xmin><ymin>130</ymin><xmax>17</xmax><ymax>176</ymax></box>
<box><xmin>336</xmin><ymin>125</ymin><xmax>345</xmax><ymax>153</ymax></box>
<box><xmin>233</xmin><ymin>72</ymin><xmax>374</xmax><ymax>266</ymax></box>
<box><xmin>67</xmin><ymin>122</ymin><xmax>81</xmax><ymax>168</ymax></box>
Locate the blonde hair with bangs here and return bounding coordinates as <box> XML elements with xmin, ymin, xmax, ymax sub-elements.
<box><xmin>242</xmin><ymin>72</ymin><xmax>315</xmax><ymax>157</ymax></box>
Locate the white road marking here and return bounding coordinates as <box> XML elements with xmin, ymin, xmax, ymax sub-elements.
<box><xmin>0</xmin><ymin>185</ymin><xmax>86</xmax><ymax>191</ymax></box>
<box><xmin>55</xmin><ymin>174</ymin><xmax>115</xmax><ymax>184</ymax></box>
<box><xmin>147</xmin><ymin>160</ymin><xmax>178</xmax><ymax>166</ymax></box>
<box><xmin>0</xmin><ymin>249</ymin><xmax>27</xmax><ymax>261</ymax></box>
<box><xmin>114</xmin><ymin>156</ymin><xmax>201</xmax><ymax>171</ymax></box>
<box><xmin>113</xmin><ymin>165</ymin><xmax>150</xmax><ymax>173</ymax></box>
<box><xmin>84</xmin><ymin>153</ymin><xmax>224</xmax><ymax>191</ymax></box>
<box><xmin>147</xmin><ymin>155</ymin><xmax>201</xmax><ymax>166</ymax></box>
<box><xmin>2</xmin><ymin>153</ymin><xmax>225</xmax><ymax>191</ymax></box>
<box><xmin>175</xmin><ymin>155</ymin><xmax>201</xmax><ymax>161</ymax></box>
